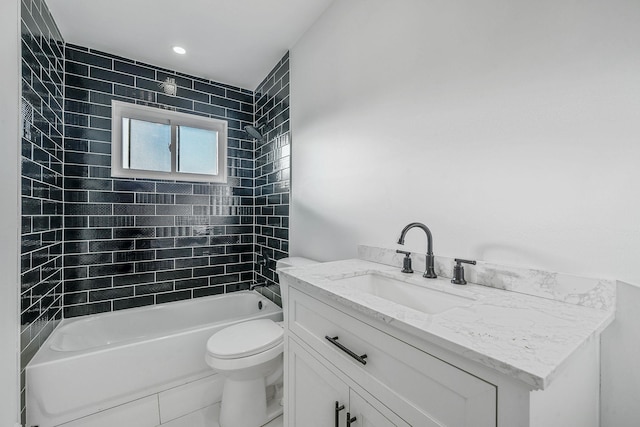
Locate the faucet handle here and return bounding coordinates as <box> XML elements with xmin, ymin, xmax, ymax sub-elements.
<box><xmin>396</xmin><ymin>250</ymin><xmax>413</xmax><ymax>274</ymax></box>
<box><xmin>451</xmin><ymin>258</ymin><xmax>476</xmax><ymax>285</ymax></box>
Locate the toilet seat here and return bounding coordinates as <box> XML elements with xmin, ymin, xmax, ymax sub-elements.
<box><xmin>207</xmin><ymin>319</ymin><xmax>283</xmax><ymax>359</ymax></box>
<box><xmin>206</xmin><ymin>341</ymin><xmax>283</xmax><ymax>372</ymax></box>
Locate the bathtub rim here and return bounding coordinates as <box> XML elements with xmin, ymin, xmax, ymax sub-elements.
<box><xmin>28</xmin><ymin>290</ymin><xmax>281</xmax><ymax>364</ymax></box>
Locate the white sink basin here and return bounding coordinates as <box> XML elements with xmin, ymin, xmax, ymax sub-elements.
<box><xmin>333</xmin><ymin>273</ymin><xmax>474</xmax><ymax>315</ymax></box>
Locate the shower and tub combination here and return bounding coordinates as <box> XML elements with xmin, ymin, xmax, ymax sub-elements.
<box><xmin>26</xmin><ymin>290</ymin><xmax>282</xmax><ymax>427</ymax></box>
<box><xmin>26</xmin><ymin>123</ymin><xmax>297</xmax><ymax>427</ymax></box>
<box><xmin>26</xmin><ymin>257</ymin><xmax>317</xmax><ymax>427</ymax></box>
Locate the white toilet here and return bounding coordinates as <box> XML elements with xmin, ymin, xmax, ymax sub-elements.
<box><xmin>206</xmin><ymin>257</ymin><xmax>318</xmax><ymax>427</ymax></box>
<box><xmin>206</xmin><ymin>319</ymin><xmax>284</xmax><ymax>427</ymax></box>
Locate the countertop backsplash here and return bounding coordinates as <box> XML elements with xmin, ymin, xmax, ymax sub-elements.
<box><xmin>358</xmin><ymin>245</ymin><xmax>616</xmax><ymax>312</ymax></box>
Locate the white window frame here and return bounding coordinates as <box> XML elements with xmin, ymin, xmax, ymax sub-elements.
<box><xmin>111</xmin><ymin>100</ymin><xmax>228</xmax><ymax>183</ymax></box>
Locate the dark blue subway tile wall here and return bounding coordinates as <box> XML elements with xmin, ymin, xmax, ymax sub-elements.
<box><xmin>63</xmin><ymin>44</ymin><xmax>256</xmax><ymax>318</ymax></box>
<box><xmin>18</xmin><ymin>1</ymin><xmax>292</xmax><ymax>416</ymax></box>
<box><xmin>254</xmin><ymin>53</ymin><xmax>291</xmax><ymax>305</ymax></box>
<box><xmin>20</xmin><ymin>0</ymin><xmax>64</xmax><ymax>421</ymax></box>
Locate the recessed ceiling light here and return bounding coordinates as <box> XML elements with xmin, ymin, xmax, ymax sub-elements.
<box><xmin>172</xmin><ymin>46</ymin><xmax>186</xmax><ymax>55</ymax></box>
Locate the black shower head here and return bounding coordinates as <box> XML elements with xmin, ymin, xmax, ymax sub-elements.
<box><xmin>244</xmin><ymin>123</ymin><xmax>270</xmax><ymax>141</ymax></box>
<box><xmin>244</xmin><ymin>125</ymin><xmax>263</xmax><ymax>140</ymax></box>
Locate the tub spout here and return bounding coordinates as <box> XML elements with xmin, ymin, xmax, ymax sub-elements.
<box><xmin>250</xmin><ymin>281</ymin><xmax>268</xmax><ymax>291</ymax></box>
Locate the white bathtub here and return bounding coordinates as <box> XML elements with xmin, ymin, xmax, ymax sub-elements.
<box><xmin>26</xmin><ymin>290</ymin><xmax>282</xmax><ymax>427</ymax></box>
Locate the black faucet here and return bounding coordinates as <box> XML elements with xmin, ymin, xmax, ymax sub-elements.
<box><xmin>397</xmin><ymin>222</ymin><xmax>437</xmax><ymax>278</ymax></box>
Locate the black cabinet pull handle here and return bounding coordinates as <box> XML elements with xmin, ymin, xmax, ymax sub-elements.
<box><xmin>325</xmin><ymin>336</ymin><xmax>368</xmax><ymax>365</ymax></box>
<box><xmin>347</xmin><ymin>412</ymin><xmax>357</xmax><ymax>426</ymax></box>
<box><xmin>335</xmin><ymin>401</ymin><xmax>345</xmax><ymax>427</ymax></box>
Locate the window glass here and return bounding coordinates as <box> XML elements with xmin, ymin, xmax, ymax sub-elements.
<box><xmin>124</xmin><ymin>118</ymin><xmax>171</xmax><ymax>172</ymax></box>
<box><xmin>177</xmin><ymin>126</ymin><xmax>218</xmax><ymax>175</ymax></box>
<box><xmin>112</xmin><ymin>101</ymin><xmax>227</xmax><ymax>183</ymax></box>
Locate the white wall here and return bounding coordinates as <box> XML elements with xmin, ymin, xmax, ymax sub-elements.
<box><xmin>290</xmin><ymin>0</ymin><xmax>640</xmax><ymax>425</ymax></box>
<box><xmin>0</xmin><ymin>0</ymin><xmax>22</xmax><ymax>425</ymax></box>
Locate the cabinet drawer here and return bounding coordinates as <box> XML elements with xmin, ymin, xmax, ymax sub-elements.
<box><xmin>288</xmin><ymin>287</ymin><xmax>496</xmax><ymax>427</ymax></box>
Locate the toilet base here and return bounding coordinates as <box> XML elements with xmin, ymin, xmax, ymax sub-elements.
<box><xmin>219</xmin><ymin>378</ymin><xmax>283</xmax><ymax>427</ymax></box>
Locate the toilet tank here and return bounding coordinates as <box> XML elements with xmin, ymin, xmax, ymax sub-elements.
<box><xmin>276</xmin><ymin>257</ymin><xmax>318</xmax><ymax>308</ymax></box>
<box><xmin>276</xmin><ymin>257</ymin><xmax>318</xmax><ymax>271</ymax></box>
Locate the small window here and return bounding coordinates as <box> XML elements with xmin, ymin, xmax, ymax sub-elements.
<box><xmin>111</xmin><ymin>101</ymin><xmax>227</xmax><ymax>183</ymax></box>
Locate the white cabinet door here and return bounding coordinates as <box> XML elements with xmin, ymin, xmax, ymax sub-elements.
<box><xmin>348</xmin><ymin>390</ymin><xmax>412</xmax><ymax>427</ymax></box>
<box><xmin>287</xmin><ymin>337</ymin><xmax>350</xmax><ymax>427</ymax></box>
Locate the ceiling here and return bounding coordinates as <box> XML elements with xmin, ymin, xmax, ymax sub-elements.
<box><xmin>45</xmin><ymin>0</ymin><xmax>334</xmax><ymax>90</ymax></box>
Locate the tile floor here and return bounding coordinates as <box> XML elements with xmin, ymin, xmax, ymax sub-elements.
<box><xmin>159</xmin><ymin>403</ymin><xmax>283</xmax><ymax>427</ymax></box>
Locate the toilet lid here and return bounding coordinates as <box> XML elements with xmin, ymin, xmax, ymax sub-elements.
<box><xmin>206</xmin><ymin>319</ymin><xmax>283</xmax><ymax>359</ymax></box>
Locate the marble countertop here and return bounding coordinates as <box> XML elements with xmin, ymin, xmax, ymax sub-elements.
<box><xmin>279</xmin><ymin>259</ymin><xmax>615</xmax><ymax>390</ymax></box>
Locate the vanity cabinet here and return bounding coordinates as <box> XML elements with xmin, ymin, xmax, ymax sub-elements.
<box><xmin>284</xmin><ymin>287</ymin><xmax>496</xmax><ymax>427</ymax></box>
<box><xmin>281</xmin><ymin>257</ymin><xmax>605</xmax><ymax>427</ymax></box>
